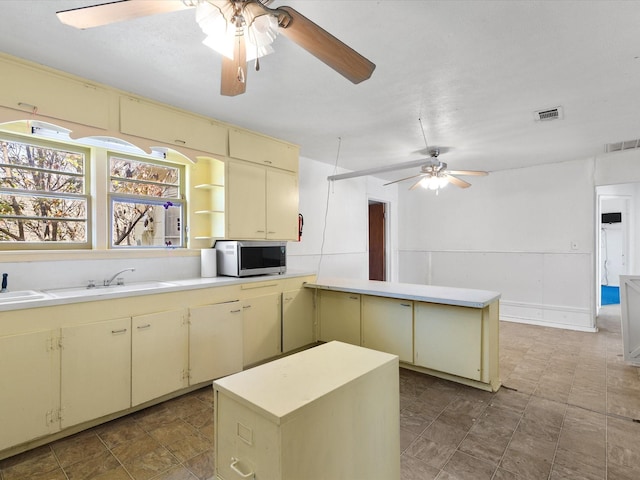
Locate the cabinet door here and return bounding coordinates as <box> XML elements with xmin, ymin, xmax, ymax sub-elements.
<box><xmin>318</xmin><ymin>291</ymin><xmax>361</xmax><ymax>345</ymax></box>
<box><xmin>414</xmin><ymin>303</ymin><xmax>482</xmax><ymax>381</ymax></box>
<box><xmin>61</xmin><ymin>318</ymin><xmax>131</xmax><ymax>428</ymax></box>
<box><xmin>229</xmin><ymin>128</ymin><xmax>299</xmax><ymax>172</ymax></box>
<box><xmin>362</xmin><ymin>296</ymin><xmax>413</xmax><ymax>363</ymax></box>
<box><xmin>266</xmin><ymin>169</ymin><xmax>298</xmax><ymax>241</ymax></box>
<box><xmin>0</xmin><ymin>57</ymin><xmax>109</xmax><ymax>129</ymax></box>
<box><xmin>282</xmin><ymin>288</ymin><xmax>315</xmax><ymax>352</ymax></box>
<box><xmin>242</xmin><ymin>293</ymin><xmax>281</xmax><ymax>366</ymax></box>
<box><xmin>227</xmin><ymin>161</ymin><xmax>266</xmax><ymax>239</ymax></box>
<box><xmin>132</xmin><ymin>309</ymin><xmax>189</xmax><ymax>406</ymax></box>
<box><xmin>120</xmin><ymin>97</ymin><xmax>228</xmax><ymax>154</ymax></box>
<box><xmin>189</xmin><ymin>302</ymin><xmax>243</xmax><ymax>384</ymax></box>
<box><xmin>0</xmin><ymin>329</ymin><xmax>61</xmax><ymax>451</ymax></box>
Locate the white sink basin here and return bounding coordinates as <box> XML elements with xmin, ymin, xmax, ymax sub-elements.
<box><xmin>45</xmin><ymin>281</ymin><xmax>177</xmax><ymax>299</ymax></box>
<box><xmin>0</xmin><ymin>290</ymin><xmax>48</xmax><ymax>304</ymax></box>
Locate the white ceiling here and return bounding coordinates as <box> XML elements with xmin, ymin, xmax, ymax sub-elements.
<box><xmin>1</xmin><ymin>1</ymin><xmax>639</xmax><ymax>180</ymax></box>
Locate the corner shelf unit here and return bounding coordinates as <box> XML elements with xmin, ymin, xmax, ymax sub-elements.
<box><xmin>189</xmin><ymin>158</ymin><xmax>225</xmax><ymax>247</ymax></box>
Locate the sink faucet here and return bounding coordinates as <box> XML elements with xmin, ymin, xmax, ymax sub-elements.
<box><xmin>104</xmin><ymin>268</ymin><xmax>135</xmax><ymax>287</ymax></box>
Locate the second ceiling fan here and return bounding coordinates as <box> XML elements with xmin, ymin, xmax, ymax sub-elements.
<box><xmin>56</xmin><ymin>0</ymin><xmax>376</xmax><ymax>96</ymax></box>
<box><xmin>383</xmin><ymin>147</ymin><xmax>489</xmax><ymax>191</ymax></box>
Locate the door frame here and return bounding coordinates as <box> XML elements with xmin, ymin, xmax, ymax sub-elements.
<box><xmin>367</xmin><ymin>198</ymin><xmax>391</xmax><ymax>281</ymax></box>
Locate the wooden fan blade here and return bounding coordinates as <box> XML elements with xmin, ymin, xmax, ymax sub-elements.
<box><xmin>277</xmin><ymin>6</ymin><xmax>375</xmax><ymax>84</ymax></box>
<box><xmin>448</xmin><ymin>170</ymin><xmax>488</xmax><ymax>176</ymax></box>
<box><xmin>383</xmin><ymin>173</ymin><xmax>426</xmax><ymax>186</ymax></box>
<box><xmin>221</xmin><ymin>32</ymin><xmax>247</xmax><ymax>96</ymax></box>
<box><xmin>446</xmin><ymin>174</ymin><xmax>471</xmax><ymax>188</ymax></box>
<box><xmin>56</xmin><ymin>0</ymin><xmax>191</xmax><ymax>29</ymax></box>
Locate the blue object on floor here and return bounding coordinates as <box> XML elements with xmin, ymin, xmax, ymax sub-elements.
<box><xmin>601</xmin><ymin>285</ymin><xmax>620</xmax><ymax>305</ymax></box>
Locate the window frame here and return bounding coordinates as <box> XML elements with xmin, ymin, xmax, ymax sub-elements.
<box><xmin>0</xmin><ymin>132</ymin><xmax>91</xmax><ymax>250</ymax></box>
<box><xmin>108</xmin><ymin>152</ymin><xmax>186</xmax><ymax>249</ymax></box>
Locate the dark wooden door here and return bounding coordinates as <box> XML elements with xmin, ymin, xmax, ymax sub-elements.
<box><xmin>369</xmin><ymin>202</ymin><xmax>385</xmax><ymax>281</ymax></box>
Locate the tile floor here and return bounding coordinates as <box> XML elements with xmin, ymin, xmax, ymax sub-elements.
<box><xmin>1</xmin><ymin>305</ymin><xmax>640</xmax><ymax>480</ymax></box>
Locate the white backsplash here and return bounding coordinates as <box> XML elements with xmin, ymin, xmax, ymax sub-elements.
<box><xmin>1</xmin><ymin>255</ymin><xmax>200</xmax><ymax>292</ymax></box>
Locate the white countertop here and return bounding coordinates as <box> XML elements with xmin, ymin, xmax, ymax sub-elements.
<box><xmin>0</xmin><ymin>270</ymin><xmax>315</xmax><ymax>312</ymax></box>
<box><xmin>307</xmin><ymin>277</ymin><xmax>500</xmax><ymax>308</ymax></box>
<box><xmin>213</xmin><ymin>341</ymin><xmax>398</xmax><ymax>424</ymax></box>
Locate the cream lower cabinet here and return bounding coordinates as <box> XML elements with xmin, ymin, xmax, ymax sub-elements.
<box><xmin>189</xmin><ymin>301</ymin><xmax>243</xmax><ymax>384</ymax></box>
<box><xmin>282</xmin><ymin>288</ymin><xmax>315</xmax><ymax>352</ymax></box>
<box><xmin>362</xmin><ymin>296</ymin><xmax>413</xmax><ymax>363</ymax></box>
<box><xmin>132</xmin><ymin>309</ymin><xmax>189</xmax><ymax>406</ymax></box>
<box><xmin>0</xmin><ymin>329</ymin><xmax>61</xmax><ymax>451</ymax></box>
<box><xmin>414</xmin><ymin>302</ymin><xmax>482</xmax><ymax>381</ymax></box>
<box><xmin>318</xmin><ymin>290</ymin><xmax>361</xmax><ymax>345</ymax></box>
<box><xmin>242</xmin><ymin>293</ymin><xmax>281</xmax><ymax>367</ymax></box>
<box><xmin>61</xmin><ymin>318</ymin><xmax>131</xmax><ymax>428</ymax></box>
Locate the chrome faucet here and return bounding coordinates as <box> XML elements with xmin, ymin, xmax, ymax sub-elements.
<box><xmin>104</xmin><ymin>268</ymin><xmax>135</xmax><ymax>287</ymax></box>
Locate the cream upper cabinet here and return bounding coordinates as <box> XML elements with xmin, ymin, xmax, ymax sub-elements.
<box><xmin>282</xmin><ymin>288</ymin><xmax>315</xmax><ymax>352</ymax></box>
<box><xmin>189</xmin><ymin>301</ymin><xmax>243</xmax><ymax>384</ymax></box>
<box><xmin>0</xmin><ymin>56</ymin><xmax>110</xmax><ymax>129</ymax></box>
<box><xmin>362</xmin><ymin>296</ymin><xmax>414</xmax><ymax>363</ymax></box>
<box><xmin>266</xmin><ymin>169</ymin><xmax>298</xmax><ymax>240</ymax></box>
<box><xmin>229</xmin><ymin>128</ymin><xmax>298</xmax><ymax>172</ymax></box>
<box><xmin>120</xmin><ymin>96</ymin><xmax>228</xmax><ymax>155</ymax></box>
<box><xmin>132</xmin><ymin>309</ymin><xmax>189</xmax><ymax>406</ymax></box>
<box><xmin>226</xmin><ymin>161</ymin><xmax>299</xmax><ymax>241</ymax></box>
<box><xmin>226</xmin><ymin>161</ymin><xmax>266</xmax><ymax>239</ymax></box>
<box><xmin>0</xmin><ymin>329</ymin><xmax>61</xmax><ymax>451</ymax></box>
<box><xmin>318</xmin><ymin>290</ymin><xmax>361</xmax><ymax>345</ymax></box>
<box><xmin>414</xmin><ymin>302</ymin><xmax>482</xmax><ymax>381</ymax></box>
<box><xmin>242</xmin><ymin>292</ymin><xmax>281</xmax><ymax>367</ymax></box>
<box><xmin>61</xmin><ymin>318</ymin><xmax>131</xmax><ymax>428</ymax></box>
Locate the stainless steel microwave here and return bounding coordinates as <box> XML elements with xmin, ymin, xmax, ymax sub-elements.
<box><xmin>214</xmin><ymin>240</ymin><xmax>286</xmax><ymax>277</ymax></box>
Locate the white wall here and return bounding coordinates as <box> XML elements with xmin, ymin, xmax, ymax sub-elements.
<box><xmin>287</xmin><ymin>156</ymin><xmax>399</xmax><ymax>281</ymax></box>
<box><xmin>398</xmin><ymin>158</ymin><xmax>597</xmax><ymax>331</ymax></box>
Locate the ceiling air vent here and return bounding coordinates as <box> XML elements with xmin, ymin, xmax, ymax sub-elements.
<box><xmin>605</xmin><ymin>139</ymin><xmax>640</xmax><ymax>153</ymax></box>
<box><xmin>533</xmin><ymin>106</ymin><xmax>563</xmax><ymax>122</ymax></box>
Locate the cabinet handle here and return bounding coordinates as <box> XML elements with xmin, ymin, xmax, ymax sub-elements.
<box><xmin>243</xmin><ymin>305</ymin><xmax>252</xmax><ymax>309</ymax></box>
<box><xmin>111</xmin><ymin>328</ymin><xmax>127</xmax><ymax>334</ymax></box>
<box><xmin>284</xmin><ymin>297</ymin><xmax>293</xmax><ymax>302</ymax></box>
<box><xmin>400</xmin><ymin>303</ymin><xmax>412</xmax><ymax>307</ymax></box>
<box><xmin>256</xmin><ymin>230</ymin><xmax>265</xmax><ymax>233</ymax></box>
<box><xmin>263</xmin><ymin>160</ymin><xmax>273</xmax><ymax>164</ymax></box>
<box><xmin>268</xmin><ymin>231</ymin><xmax>276</xmax><ymax>234</ymax></box>
<box><xmin>230</xmin><ymin>309</ymin><xmax>242</xmax><ymax>313</ymax></box>
<box><xmin>349</xmin><ymin>296</ymin><xmax>359</xmax><ymax>300</ymax></box>
<box><xmin>174</xmin><ymin>139</ymin><xmax>186</xmax><ymax>145</ymax></box>
<box><xmin>137</xmin><ymin>324</ymin><xmax>151</xmax><ymax>329</ymax></box>
<box><xmin>230</xmin><ymin>458</ymin><xmax>254</xmax><ymax>479</ymax></box>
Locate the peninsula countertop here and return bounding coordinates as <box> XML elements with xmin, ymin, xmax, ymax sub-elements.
<box><xmin>305</xmin><ymin>277</ymin><xmax>500</xmax><ymax>308</ymax></box>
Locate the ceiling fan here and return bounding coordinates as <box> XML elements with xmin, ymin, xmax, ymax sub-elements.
<box><xmin>56</xmin><ymin>0</ymin><xmax>376</xmax><ymax>96</ymax></box>
<box><xmin>383</xmin><ymin>147</ymin><xmax>489</xmax><ymax>191</ymax></box>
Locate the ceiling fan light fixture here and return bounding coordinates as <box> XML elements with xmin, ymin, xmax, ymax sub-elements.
<box><xmin>197</xmin><ymin>2</ymin><xmax>279</xmax><ymax>61</ymax></box>
<box><xmin>197</xmin><ymin>2</ymin><xmax>235</xmax><ymax>58</ymax></box>
<box><xmin>420</xmin><ymin>176</ymin><xmax>449</xmax><ymax>190</ymax></box>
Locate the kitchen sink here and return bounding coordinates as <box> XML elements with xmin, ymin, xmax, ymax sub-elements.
<box><xmin>0</xmin><ymin>290</ymin><xmax>49</xmax><ymax>304</ymax></box>
<box><xmin>45</xmin><ymin>281</ymin><xmax>177</xmax><ymax>299</ymax></box>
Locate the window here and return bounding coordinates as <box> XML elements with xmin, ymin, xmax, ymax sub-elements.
<box><xmin>109</xmin><ymin>155</ymin><xmax>184</xmax><ymax>248</ymax></box>
<box><xmin>0</xmin><ymin>136</ymin><xmax>89</xmax><ymax>248</ymax></box>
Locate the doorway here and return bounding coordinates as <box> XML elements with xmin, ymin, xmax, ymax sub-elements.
<box><xmin>368</xmin><ymin>201</ymin><xmax>386</xmax><ymax>281</ymax></box>
<box><xmin>597</xmin><ymin>193</ymin><xmax>631</xmax><ymax>307</ymax></box>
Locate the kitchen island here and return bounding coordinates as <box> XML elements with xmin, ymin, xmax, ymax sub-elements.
<box><xmin>306</xmin><ymin>278</ymin><xmax>501</xmax><ymax>392</ymax></box>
